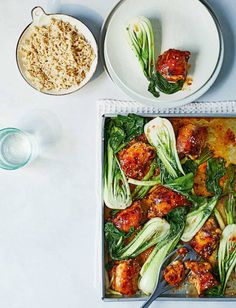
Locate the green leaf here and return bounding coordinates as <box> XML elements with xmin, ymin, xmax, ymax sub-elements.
<box><xmin>104</xmin><ymin>222</ymin><xmax>135</xmax><ymax>259</ymax></box>
<box><xmin>106</xmin><ymin>114</ymin><xmax>145</xmax><ymax>153</ymax></box>
<box><xmin>206</xmin><ymin>157</ymin><xmax>226</xmax><ymax>196</ymax></box>
<box><xmin>182</xmin><ymin>146</ymin><xmax>213</xmax><ymax>175</ymax></box>
<box><xmin>148</xmin><ymin>71</ymin><xmax>184</xmax><ymax>96</ymax></box>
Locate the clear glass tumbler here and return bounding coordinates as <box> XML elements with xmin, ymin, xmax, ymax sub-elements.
<box><xmin>0</xmin><ymin>128</ymin><xmax>38</xmax><ymax>170</ymax></box>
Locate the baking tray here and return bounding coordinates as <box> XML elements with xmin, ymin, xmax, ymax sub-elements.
<box><xmin>97</xmin><ymin>99</ymin><xmax>236</xmax><ymax>302</ymax></box>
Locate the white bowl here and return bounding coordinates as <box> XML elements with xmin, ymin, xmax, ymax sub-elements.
<box><xmin>16</xmin><ymin>6</ymin><xmax>98</xmax><ymax>95</ymax></box>
<box><xmin>103</xmin><ymin>0</ymin><xmax>224</xmax><ymax>108</ymax></box>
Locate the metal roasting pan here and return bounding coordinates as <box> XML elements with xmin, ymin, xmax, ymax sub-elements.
<box><xmin>98</xmin><ymin>100</ymin><xmax>236</xmax><ymax>302</ymax></box>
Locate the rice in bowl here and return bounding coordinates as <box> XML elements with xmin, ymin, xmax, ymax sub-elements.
<box><xmin>20</xmin><ymin>18</ymin><xmax>95</xmax><ymax>92</ymax></box>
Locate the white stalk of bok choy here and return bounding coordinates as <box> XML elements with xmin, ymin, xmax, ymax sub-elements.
<box><xmin>139</xmin><ymin>207</ymin><xmax>187</xmax><ymax>295</ymax></box>
<box><xmin>126</xmin><ymin>16</ymin><xmax>155</xmax><ymax>80</ymax></box>
<box><xmin>104</xmin><ymin>143</ymin><xmax>132</xmax><ymax>209</ymax></box>
<box><xmin>181</xmin><ymin>195</ymin><xmax>219</xmax><ymax>242</ymax></box>
<box><xmin>218</xmin><ymin>224</ymin><xmax>236</xmax><ymax>292</ymax></box>
<box><xmin>117</xmin><ymin>217</ymin><xmax>170</xmax><ymax>259</ymax></box>
<box><xmin>144</xmin><ymin>117</ymin><xmax>185</xmax><ymax>182</ymax></box>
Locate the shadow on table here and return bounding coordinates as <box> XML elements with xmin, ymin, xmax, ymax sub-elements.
<box><xmin>203</xmin><ymin>0</ymin><xmax>235</xmax><ymax>96</ymax></box>
<box><xmin>46</xmin><ymin>0</ymin><xmax>104</xmax><ymax>82</ymax></box>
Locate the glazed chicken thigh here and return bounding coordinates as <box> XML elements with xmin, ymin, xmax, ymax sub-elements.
<box><xmin>177</xmin><ymin>124</ymin><xmax>207</xmax><ymax>159</ymax></box>
<box><xmin>142</xmin><ymin>185</ymin><xmax>191</xmax><ymax>218</ymax></box>
<box><xmin>156</xmin><ymin>49</ymin><xmax>191</xmax><ymax>82</ymax></box>
<box><xmin>110</xmin><ymin>260</ymin><xmax>141</xmax><ymax>296</ymax></box>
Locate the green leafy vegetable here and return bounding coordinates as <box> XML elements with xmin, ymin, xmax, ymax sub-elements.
<box><xmin>225</xmin><ymin>194</ymin><xmax>236</xmax><ymax>225</ymax></box>
<box><xmin>132</xmin><ymin>159</ymin><xmax>159</xmax><ymax>200</ymax></box>
<box><xmin>144</xmin><ymin>117</ymin><xmax>185</xmax><ymax>182</ymax></box>
<box><xmin>107</xmin><ymin>114</ymin><xmax>145</xmax><ymax>153</ymax></box>
<box><xmin>214</xmin><ymin>208</ymin><xmax>226</xmax><ymax>230</ymax></box>
<box><xmin>104</xmin><ymin>222</ymin><xmax>135</xmax><ymax>258</ymax></box>
<box><xmin>128</xmin><ymin>177</ymin><xmax>161</xmax><ymax>186</ymax></box>
<box><xmin>182</xmin><ymin>146</ymin><xmax>213</xmax><ymax>174</ymax></box>
<box><xmin>115</xmin><ymin>217</ymin><xmax>170</xmax><ymax>260</ymax></box>
<box><xmin>139</xmin><ymin>207</ymin><xmax>187</xmax><ymax>294</ymax></box>
<box><xmin>222</xmin><ymin>164</ymin><xmax>236</xmax><ymax>225</ymax></box>
<box><xmin>132</xmin><ymin>175</ymin><xmax>161</xmax><ymax>200</ymax></box>
<box><xmin>223</xmin><ymin>164</ymin><xmax>235</xmax><ymax>194</ymax></box>
<box><xmin>103</xmin><ymin>143</ymin><xmax>132</xmax><ymax>209</ymax></box>
<box><xmin>126</xmin><ymin>16</ymin><xmax>185</xmax><ymax>98</ymax></box>
<box><xmin>126</xmin><ymin>16</ymin><xmax>155</xmax><ymax>79</ymax></box>
<box><xmin>104</xmin><ymin>114</ymin><xmax>145</xmax><ymax>209</ymax></box>
<box><xmin>164</xmin><ymin>173</ymin><xmax>194</xmax><ymax>195</ymax></box>
<box><xmin>148</xmin><ymin>71</ymin><xmax>184</xmax><ymax>96</ymax></box>
<box><xmin>181</xmin><ymin>195</ymin><xmax>219</xmax><ymax>242</ymax></box>
<box><xmin>218</xmin><ymin>224</ymin><xmax>236</xmax><ymax>293</ymax></box>
<box><xmin>206</xmin><ymin>157</ymin><xmax>226</xmax><ymax>196</ymax></box>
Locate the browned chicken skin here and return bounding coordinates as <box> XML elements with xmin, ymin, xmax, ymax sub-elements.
<box><xmin>163</xmin><ymin>260</ymin><xmax>185</xmax><ymax>286</ymax></box>
<box><xmin>110</xmin><ymin>259</ymin><xmax>141</xmax><ymax>296</ymax></box>
<box><xmin>142</xmin><ymin>185</ymin><xmax>191</xmax><ymax>219</ymax></box>
<box><xmin>118</xmin><ymin>140</ymin><xmax>156</xmax><ymax>180</ymax></box>
<box><xmin>185</xmin><ymin>261</ymin><xmax>218</xmax><ymax>295</ymax></box>
<box><xmin>189</xmin><ymin>217</ymin><xmax>221</xmax><ymax>265</ymax></box>
<box><xmin>194</xmin><ymin>162</ymin><xmax>212</xmax><ymax>197</ymax></box>
<box><xmin>177</xmin><ymin>124</ymin><xmax>207</xmax><ymax>159</ymax></box>
<box><xmin>156</xmin><ymin>49</ymin><xmax>191</xmax><ymax>82</ymax></box>
<box><xmin>112</xmin><ymin>201</ymin><xmax>144</xmax><ymax>233</ymax></box>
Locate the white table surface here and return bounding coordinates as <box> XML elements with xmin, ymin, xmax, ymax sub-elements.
<box><xmin>0</xmin><ymin>0</ymin><xmax>235</xmax><ymax>307</ymax></box>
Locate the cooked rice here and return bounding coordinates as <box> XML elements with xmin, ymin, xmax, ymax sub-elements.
<box><xmin>20</xmin><ymin>18</ymin><xmax>95</xmax><ymax>91</ymax></box>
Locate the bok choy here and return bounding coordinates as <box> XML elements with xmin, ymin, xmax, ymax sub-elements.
<box><xmin>181</xmin><ymin>195</ymin><xmax>219</xmax><ymax>242</ymax></box>
<box><xmin>182</xmin><ymin>157</ymin><xmax>227</xmax><ymax>242</ymax></box>
<box><xmin>218</xmin><ymin>224</ymin><xmax>236</xmax><ymax>292</ymax></box>
<box><xmin>144</xmin><ymin>117</ymin><xmax>185</xmax><ymax>182</ymax></box>
<box><xmin>116</xmin><ymin>217</ymin><xmax>170</xmax><ymax>259</ymax></box>
<box><xmin>104</xmin><ymin>143</ymin><xmax>132</xmax><ymax>209</ymax></box>
<box><xmin>132</xmin><ymin>159</ymin><xmax>160</xmax><ymax>200</ymax></box>
<box><xmin>103</xmin><ymin>114</ymin><xmax>145</xmax><ymax>209</ymax></box>
<box><xmin>139</xmin><ymin>207</ymin><xmax>187</xmax><ymax>294</ymax></box>
<box><xmin>126</xmin><ymin>17</ymin><xmax>184</xmax><ymax>98</ymax></box>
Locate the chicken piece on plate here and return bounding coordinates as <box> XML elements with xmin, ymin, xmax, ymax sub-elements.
<box><xmin>118</xmin><ymin>140</ymin><xmax>156</xmax><ymax>180</ymax></box>
<box><xmin>185</xmin><ymin>261</ymin><xmax>218</xmax><ymax>295</ymax></box>
<box><xmin>110</xmin><ymin>259</ymin><xmax>141</xmax><ymax>296</ymax></box>
<box><xmin>156</xmin><ymin>49</ymin><xmax>191</xmax><ymax>82</ymax></box>
<box><xmin>189</xmin><ymin>217</ymin><xmax>221</xmax><ymax>265</ymax></box>
<box><xmin>163</xmin><ymin>260</ymin><xmax>185</xmax><ymax>286</ymax></box>
<box><xmin>142</xmin><ymin>185</ymin><xmax>191</xmax><ymax>219</ymax></box>
<box><xmin>112</xmin><ymin>201</ymin><xmax>143</xmax><ymax>233</ymax></box>
<box><xmin>177</xmin><ymin>124</ymin><xmax>207</xmax><ymax>159</ymax></box>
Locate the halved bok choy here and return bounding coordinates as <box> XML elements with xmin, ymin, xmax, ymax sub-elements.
<box><xmin>139</xmin><ymin>207</ymin><xmax>187</xmax><ymax>295</ymax></box>
<box><xmin>116</xmin><ymin>217</ymin><xmax>170</xmax><ymax>260</ymax></box>
<box><xmin>126</xmin><ymin>16</ymin><xmax>155</xmax><ymax>80</ymax></box>
<box><xmin>104</xmin><ymin>143</ymin><xmax>132</xmax><ymax>209</ymax></box>
<box><xmin>144</xmin><ymin>117</ymin><xmax>185</xmax><ymax>182</ymax></box>
<box><xmin>218</xmin><ymin>224</ymin><xmax>236</xmax><ymax>293</ymax></box>
<box><xmin>181</xmin><ymin>195</ymin><xmax>219</xmax><ymax>242</ymax></box>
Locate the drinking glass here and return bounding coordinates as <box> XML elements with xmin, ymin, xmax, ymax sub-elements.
<box><xmin>0</xmin><ymin>128</ymin><xmax>38</xmax><ymax>170</ymax></box>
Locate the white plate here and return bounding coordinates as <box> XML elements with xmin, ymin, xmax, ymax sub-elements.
<box><xmin>16</xmin><ymin>7</ymin><xmax>98</xmax><ymax>96</ymax></box>
<box><xmin>103</xmin><ymin>0</ymin><xmax>224</xmax><ymax>108</ymax></box>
